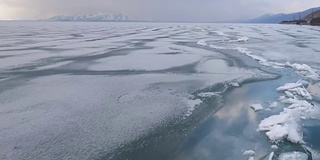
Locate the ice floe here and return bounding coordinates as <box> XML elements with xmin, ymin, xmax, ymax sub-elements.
<box><xmin>250</xmin><ymin>104</ymin><xmax>264</xmax><ymax>112</ymax></box>
<box><xmin>285</xmin><ymin>62</ymin><xmax>320</xmax><ymax>80</ymax></box>
<box><xmin>243</xmin><ymin>150</ymin><xmax>255</xmax><ymax>156</ymax></box>
<box><xmin>258</xmin><ymin>79</ymin><xmax>319</xmax><ymax>143</ymax></box>
<box><xmin>285</xmin><ymin>91</ymin><xmax>295</xmax><ymax>98</ymax></box>
<box><xmin>276</xmin><ymin>80</ymin><xmax>313</xmax><ymax>100</ymax></box>
<box><xmin>278</xmin><ymin>151</ymin><xmax>308</xmax><ymax>160</ymax></box>
<box><xmin>265</xmin><ymin>124</ymin><xmax>289</xmax><ymax>142</ymax></box>
<box><xmin>268</xmin><ymin>152</ymin><xmax>274</xmax><ymax>160</ymax></box>
<box><xmin>276</xmin><ymin>83</ymin><xmax>303</xmax><ymax>92</ymax></box>
<box><xmin>271</xmin><ymin>145</ymin><xmax>278</xmax><ymax>150</ymax></box>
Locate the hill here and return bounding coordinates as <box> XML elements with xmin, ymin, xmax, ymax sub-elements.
<box><xmin>304</xmin><ymin>9</ymin><xmax>320</xmax><ymax>21</ymax></box>
<box><xmin>249</xmin><ymin>7</ymin><xmax>320</xmax><ymax>23</ymax></box>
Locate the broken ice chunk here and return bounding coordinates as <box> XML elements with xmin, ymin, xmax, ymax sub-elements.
<box><xmin>268</xmin><ymin>152</ymin><xmax>274</xmax><ymax>160</ymax></box>
<box><xmin>243</xmin><ymin>150</ymin><xmax>255</xmax><ymax>156</ymax></box>
<box><xmin>278</xmin><ymin>152</ymin><xmax>308</xmax><ymax>160</ymax></box>
<box><xmin>271</xmin><ymin>145</ymin><xmax>278</xmax><ymax>150</ymax></box>
<box><xmin>259</xmin><ymin>114</ymin><xmax>289</xmax><ymax>131</ymax></box>
<box><xmin>285</xmin><ymin>91</ymin><xmax>295</xmax><ymax>98</ymax></box>
<box><xmin>307</xmin><ymin>83</ymin><xmax>320</xmax><ymax>101</ymax></box>
<box><xmin>266</xmin><ymin>125</ymin><xmax>289</xmax><ymax>142</ymax></box>
<box><xmin>287</xmin><ymin>128</ymin><xmax>303</xmax><ymax>144</ymax></box>
<box><xmin>250</xmin><ymin>104</ymin><xmax>263</xmax><ymax>112</ymax></box>
<box><xmin>277</xmin><ymin>83</ymin><xmax>303</xmax><ymax>92</ymax></box>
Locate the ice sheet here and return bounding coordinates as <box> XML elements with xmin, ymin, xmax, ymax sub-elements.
<box><xmin>1</xmin><ymin>22</ymin><xmax>320</xmax><ymax>160</ymax></box>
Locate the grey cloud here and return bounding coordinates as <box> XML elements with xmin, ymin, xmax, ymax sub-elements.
<box><xmin>1</xmin><ymin>0</ymin><xmax>320</xmax><ymax>21</ymax></box>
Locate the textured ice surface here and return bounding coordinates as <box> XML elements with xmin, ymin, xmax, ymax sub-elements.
<box><xmin>90</xmin><ymin>52</ymin><xmax>202</xmax><ymax>71</ymax></box>
<box><xmin>1</xmin><ymin>22</ymin><xmax>320</xmax><ymax>160</ymax></box>
<box><xmin>0</xmin><ymin>22</ymin><xmax>270</xmax><ymax>160</ymax></box>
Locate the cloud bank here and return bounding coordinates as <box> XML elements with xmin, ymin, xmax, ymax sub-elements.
<box><xmin>0</xmin><ymin>0</ymin><xmax>320</xmax><ymax>21</ymax></box>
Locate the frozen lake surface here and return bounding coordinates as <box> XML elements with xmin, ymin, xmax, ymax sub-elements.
<box><xmin>0</xmin><ymin>22</ymin><xmax>320</xmax><ymax>160</ymax></box>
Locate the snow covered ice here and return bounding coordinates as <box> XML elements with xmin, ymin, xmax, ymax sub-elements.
<box><xmin>1</xmin><ymin>22</ymin><xmax>320</xmax><ymax>160</ymax></box>
<box><xmin>0</xmin><ymin>22</ymin><xmax>272</xmax><ymax>160</ymax></box>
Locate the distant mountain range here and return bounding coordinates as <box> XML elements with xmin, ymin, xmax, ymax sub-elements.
<box><xmin>48</xmin><ymin>13</ymin><xmax>132</xmax><ymax>22</ymax></box>
<box><xmin>47</xmin><ymin>9</ymin><xmax>320</xmax><ymax>23</ymax></box>
<box><xmin>249</xmin><ymin>7</ymin><xmax>320</xmax><ymax>23</ymax></box>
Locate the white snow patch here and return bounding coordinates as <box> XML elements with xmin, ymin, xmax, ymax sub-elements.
<box><xmin>230</xmin><ymin>82</ymin><xmax>240</xmax><ymax>87</ymax></box>
<box><xmin>197</xmin><ymin>40</ymin><xmax>207</xmax><ymax>46</ymax></box>
<box><xmin>185</xmin><ymin>99</ymin><xmax>202</xmax><ymax>117</ymax></box>
<box><xmin>198</xmin><ymin>92</ymin><xmax>219</xmax><ymax>98</ymax></box>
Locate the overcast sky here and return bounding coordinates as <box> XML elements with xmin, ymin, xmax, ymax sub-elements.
<box><xmin>0</xmin><ymin>0</ymin><xmax>320</xmax><ymax>21</ymax></box>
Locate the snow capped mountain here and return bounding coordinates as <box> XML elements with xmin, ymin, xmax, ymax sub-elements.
<box><xmin>249</xmin><ymin>7</ymin><xmax>320</xmax><ymax>23</ymax></box>
<box><xmin>48</xmin><ymin>13</ymin><xmax>131</xmax><ymax>22</ymax></box>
